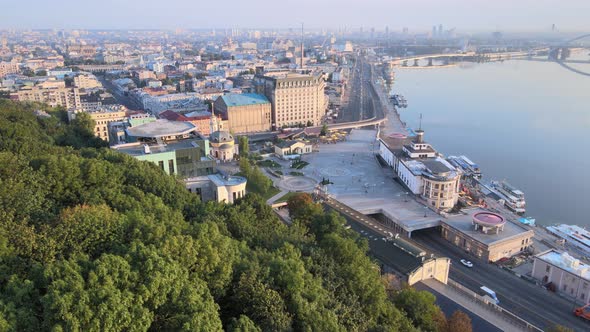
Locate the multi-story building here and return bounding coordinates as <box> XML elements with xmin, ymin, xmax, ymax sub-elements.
<box><xmin>73</xmin><ymin>73</ymin><xmax>102</xmax><ymax>89</ymax></box>
<box><xmin>440</xmin><ymin>210</ymin><xmax>534</xmax><ymax>262</ymax></box>
<box><xmin>379</xmin><ymin>129</ymin><xmax>461</xmax><ymax>211</ymax></box>
<box><xmin>0</xmin><ymin>60</ymin><xmax>19</xmax><ymax>78</ymax></box>
<box><xmin>11</xmin><ymin>83</ymin><xmax>80</xmax><ymax>108</ymax></box>
<box><xmin>111</xmin><ymin>119</ymin><xmax>216</xmax><ymax>178</ymax></box>
<box><xmin>213</xmin><ymin>93</ymin><xmax>271</xmax><ymax>133</ymax></box>
<box><xmin>532</xmin><ymin>250</ymin><xmax>590</xmax><ymax>304</ymax></box>
<box><xmin>68</xmin><ymin>106</ymin><xmax>127</xmax><ymax>141</ymax></box>
<box><xmin>254</xmin><ymin>72</ymin><xmax>325</xmax><ymax>129</ymax></box>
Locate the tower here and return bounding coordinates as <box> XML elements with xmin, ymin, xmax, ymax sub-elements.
<box><xmin>300</xmin><ymin>23</ymin><xmax>304</xmax><ymax>70</ymax></box>
<box><xmin>210</xmin><ymin>108</ymin><xmax>219</xmax><ymax>134</ymax></box>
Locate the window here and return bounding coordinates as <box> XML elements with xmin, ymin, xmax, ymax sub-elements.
<box><xmin>168</xmin><ymin>159</ymin><xmax>174</xmax><ymax>174</ymax></box>
<box><xmin>158</xmin><ymin>161</ymin><xmax>164</xmax><ymax>170</ymax></box>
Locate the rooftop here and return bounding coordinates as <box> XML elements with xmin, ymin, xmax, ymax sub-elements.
<box><xmin>112</xmin><ymin>138</ymin><xmax>207</xmax><ymax>157</ymax></box>
<box><xmin>537</xmin><ymin>250</ymin><xmax>590</xmax><ymax>281</ymax></box>
<box><xmin>442</xmin><ymin>208</ymin><xmax>533</xmax><ymax>245</ymax></box>
<box><xmin>126</xmin><ymin>119</ymin><xmax>196</xmax><ymax>138</ymax></box>
<box><xmin>220</xmin><ymin>93</ymin><xmax>270</xmax><ymax>107</ymax></box>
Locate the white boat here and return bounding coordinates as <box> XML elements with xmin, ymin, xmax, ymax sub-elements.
<box><xmin>490</xmin><ymin>180</ymin><xmax>526</xmax><ymax>214</ymax></box>
<box><xmin>546</xmin><ymin>224</ymin><xmax>590</xmax><ymax>255</ymax></box>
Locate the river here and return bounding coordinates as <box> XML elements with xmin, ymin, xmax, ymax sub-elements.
<box><xmin>391</xmin><ymin>53</ymin><xmax>590</xmax><ymax>227</ymax></box>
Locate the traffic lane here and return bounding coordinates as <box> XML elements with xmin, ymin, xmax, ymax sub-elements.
<box><xmin>337</xmin><ymin>209</ymin><xmax>502</xmax><ymax>332</ymax></box>
<box><xmin>413</xmin><ymin>230</ymin><xmax>587</xmax><ymax>331</ymax></box>
<box><xmin>412</xmin><ymin>231</ymin><xmax>558</xmax><ymax>328</ymax></box>
<box><xmin>414</xmin><ymin>282</ymin><xmax>502</xmax><ymax>332</ymax></box>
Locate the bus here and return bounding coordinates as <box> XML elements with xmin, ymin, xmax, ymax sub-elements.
<box><xmin>480</xmin><ymin>286</ymin><xmax>500</xmax><ymax>305</ymax></box>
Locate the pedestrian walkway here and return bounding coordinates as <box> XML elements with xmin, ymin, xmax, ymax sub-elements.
<box><xmin>266</xmin><ymin>190</ymin><xmax>288</xmax><ymax>205</ymax></box>
<box><xmin>421</xmin><ymin>279</ymin><xmax>539</xmax><ymax>332</ymax></box>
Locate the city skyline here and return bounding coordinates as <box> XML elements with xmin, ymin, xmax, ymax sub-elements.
<box><xmin>1</xmin><ymin>0</ymin><xmax>590</xmax><ymax>32</ymax></box>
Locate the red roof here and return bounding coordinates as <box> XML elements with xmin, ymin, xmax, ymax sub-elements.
<box><xmin>159</xmin><ymin>110</ymin><xmax>189</xmax><ymax>122</ymax></box>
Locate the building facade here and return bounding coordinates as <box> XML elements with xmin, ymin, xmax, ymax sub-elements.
<box><xmin>68</xmin><ymin>107</ymin><xmax>127</xmax><ymax>142</ymax></box>
<box><xmin>254</xmin><ymin>73</ymin><xmax>326</xmax><ymax>129</ymax></box>
<box><xmin>185</xmin><ymin>174</ymin><xmax>247</xmax><ymax>204</ymax></box>
<box><xmin>74</xmin><ymin>73</ymin><xmax>102</xmax><ymax>89</ymax></box>
<box><xmin>0</xmin><ymin>61</ymin><xmax>19</xmax><ymax>78</ymax></box>
<box><xmin>440</xmin><ymin>210</ymin><xmax>534</xmax><ymax>262</ymax></box>
<box><xmin>532</xmin><ymin>250</ymin><xmax>590</xmax><ymax>304</ymax></box>
<box><xmin>214</xmin><ymin>93</ymin><xmax>272</xmax><ymax>133</ymax></box>
<box><xmin>12</xmin><ymin>85</ymin><xmax>81</xmax><ymax>108</ymax></box>
<box><xmin>112</xmin><ymin>120</ymin><xmax>216</xmax><ymax>177</ymax></box>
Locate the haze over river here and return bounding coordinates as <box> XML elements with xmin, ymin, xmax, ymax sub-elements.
<box><xmin>393</xmin><ymin>53</ymin><xmax>590</xmax><ymax>227</ymax></box>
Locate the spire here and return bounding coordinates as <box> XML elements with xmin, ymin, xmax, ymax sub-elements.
<box><xmin>210</xmin><ymin>105</ymin><xmax>218</xmax><ymax>134</ymax></box>
<box><xmin>418</xmin><ymin>113</ymin><xmax>423</xmax><ymax>131</ymax></box>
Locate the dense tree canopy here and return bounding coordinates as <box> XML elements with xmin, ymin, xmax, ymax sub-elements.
<box><xmin>0</xmin><ymin>99</ymin><xmax>457</xmax><ymax>331</ymax></box>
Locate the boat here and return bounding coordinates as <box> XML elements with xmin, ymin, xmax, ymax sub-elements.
<box><xmin>546</xmin><ymin>224</ymin><xmax>590</xmax><ymax>255</ymax></box>
<box><xmin>389</xmin><ymin>94</ymin><xmax>408</xmax><ymax>108</ymax></box>
<box><xmin>489</xmin><ymin>180</ymin><xmax>526</xmax><ymax>214</ymax></box>
<box><xmin>447</xmin><ymin>155</ymin><xmax>482</xmax><ymax>179</ymax></box>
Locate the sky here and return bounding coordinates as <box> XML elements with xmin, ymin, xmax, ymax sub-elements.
<box><xmin>1</xmin><ymin>0</ymin><xmax>589</xmax><ymax>32</ymax></box>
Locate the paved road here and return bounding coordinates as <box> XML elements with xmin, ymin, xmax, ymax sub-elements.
<box><xmin>97</xmin><ymin>76</ymin><xmax>143</xmax><ymax>111</ymax></box>
<box><xmin>412</xmin><ymin>228</ymin><xmax>589</xmax><ymax>331</ymax></box>
<box><xmin>414</xmin><ymin>282</ymin><xmax>502</xmax><ymax>332</ymax></box>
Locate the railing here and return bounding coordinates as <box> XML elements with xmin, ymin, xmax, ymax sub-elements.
<box><xmin>447</xmin><ymin>280</ymin><xmax>544</xmax><ymax>332</ymax></box>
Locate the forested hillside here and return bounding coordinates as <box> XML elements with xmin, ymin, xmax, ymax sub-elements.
<box><xmin>0</xmin><ymin>100</ymin><xmax>452</xmax><ymax>331</ymax></box>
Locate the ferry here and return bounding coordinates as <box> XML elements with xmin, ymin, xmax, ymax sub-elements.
<box><xmin>489</xmin><ymin>180</ymin><xmax>526</xmax><ymax>214</ymax></box>
<box><xmin>447</xmin><ymin>155</ymin><xmax>482</xmax><ymax>179</ymax></box>
<box><xmin>389</xmin><ymin>94</ymin><xmax>408</xmax><ymax>108</ymax></box>
<box><xmin>546</xmin><ymin>224</ymin><xmax>590</xmax><ymax>256</ymax></box>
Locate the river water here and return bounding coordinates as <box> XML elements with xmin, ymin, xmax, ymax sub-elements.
<box><xmin>392</xmin><ymin>54</ymin><xmax>590</xmax><ymax>227</ymax></box>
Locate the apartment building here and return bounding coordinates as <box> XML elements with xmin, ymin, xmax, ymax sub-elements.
<box><xmin>11</xmin><ymin>83</ymin><xmax>81</xmax><ymax>109</ymax></box>
<box><xmin>74</xmin><ymin>73</ymin><xmax>102</xmax><ymax>89</ymax></box>
<box><xmin>254</xmin><ymin>72</ymin><xmax>326</xmax><ymax>129</ymax></box>
<box><xmin>0</xmin><ymin>61</ymin><xmax>19</xmax><ymax>78</ymax></box>
<box><xmin>68</xmin><ymin>106</ymin><xmax>127</xmax><ymax>142</ymax></box>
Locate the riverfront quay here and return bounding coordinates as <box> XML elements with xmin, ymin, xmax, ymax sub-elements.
<box><xmin>390</xmin><ymin>54</ymin><xmax>590</xmax><ymax>227</ymax></box>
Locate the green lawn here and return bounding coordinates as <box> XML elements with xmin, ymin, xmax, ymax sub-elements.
<box><xmin>257</xmin><ymin>160</ymin><xmax>282</xmax><ymax>168</ymax></box>
<box><xmin>275</xmin><ymin>191</ymin><xmax>300</xmax><ymax>204</ymax></box>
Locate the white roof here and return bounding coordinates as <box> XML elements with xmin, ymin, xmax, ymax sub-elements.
<box><xmin>538</xmin><ymin>250</ymin><xmax>590</xmax><ymax>281</ymax></box>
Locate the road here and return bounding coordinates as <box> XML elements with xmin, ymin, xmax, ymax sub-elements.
<box><xmin>414</xmin><ymin>282</ymin><xmax>502</xmax><ymax>332</ymax></box>
<box><xmin>338</xmin><ymin>56</ymin><xmax>380</xmax><ymax>123</ymax></box>
<box><xmin>327</xmin><ymin>202</ymin><xmax>503</xmax><ymax>332</ymax></box>
<box><xmin>97</xmin><ymin>75</ymin><xmax>143</xmax><ymax>111</ymax></box>
<box><xmin>412</xmin><ymin>228</ymin><xmax>589</xmax><ymax>331</ymax></box>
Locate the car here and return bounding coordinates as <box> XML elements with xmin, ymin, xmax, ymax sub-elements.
<box><xmin>460</xmin><ymin>259</ymin><xmax>474</xmax><ymax>268</ymax></box>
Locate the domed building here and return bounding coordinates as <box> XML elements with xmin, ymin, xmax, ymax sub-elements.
<box><xmin>209</xmin><ymin>111</ymin><xmax>238</xmax><ymax>161</ymax></box>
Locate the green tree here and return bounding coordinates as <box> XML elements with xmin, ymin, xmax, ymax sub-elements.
<box><xmin>446</xmin><ymin>310</ymin><xmax>471</xmax><ymax>332</ymax></box>
<box><xmin>286</xmin><ymin>192</ymin><xmax>322</xmax><ymax>222</ymax></box>
<box><xmin>320</xmin><ymin>124</ymin><xmax>328</xmax><ymax>136</ymax></box>
<box><xmin>238</xmin><ymin>136</ymin><xmax>249</xmax><ymax>157</ymax></box>
<box><xmin>393</xmin><ymin>287</ymin><xmax>445</xmax><ymax>332</ymax></box>
<box><xmin>226</xmin><ymin>315</ymin><xmax>262</xmax><ymax>332</ymax></box>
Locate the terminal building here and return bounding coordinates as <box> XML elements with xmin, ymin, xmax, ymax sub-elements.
<box><xmin>440</xmin><ymin>210</ymin><xmax>534</xmax><ymax>262</ymax></box>
<box><xmin>376</xmin><ymin>129</ymin><xmax>533</xmax><ymax>262</ymax></box>
<box><xmin>379</xmin><ymin>129</ymin><xmax>461</xmax><ymax>211</ymax></box>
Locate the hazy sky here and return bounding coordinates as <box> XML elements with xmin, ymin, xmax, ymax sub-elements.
<box><xmin>1</xmin><ymin>0</ymin><xmax>589</xmax><ymax>32</ymax></box>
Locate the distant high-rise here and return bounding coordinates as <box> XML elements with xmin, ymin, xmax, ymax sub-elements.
<box><xmin>438</xmin><ymin>24</ymin><xmax>443</xmax><ymax>37</ymax></box>
<box><xmin>432</xmin><ymin>26</ymin><xmax>437</xmax><ymax>37</ymax></box>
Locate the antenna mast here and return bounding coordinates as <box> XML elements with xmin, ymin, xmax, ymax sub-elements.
<box><xmin>300</xmin><ymin>23</ymin><xmax>304</xmax><ymax>71</ymax></box>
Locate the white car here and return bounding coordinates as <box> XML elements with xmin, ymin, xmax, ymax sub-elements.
<box><xmin>460</xmin><ymin>259</ymin><xmax>474</xmax><ymax>268</ymax></box>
